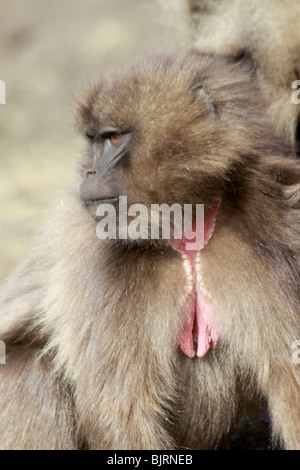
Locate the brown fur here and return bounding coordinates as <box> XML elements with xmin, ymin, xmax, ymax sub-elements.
<box><xmin>0</xmin><ymin>52</ymin><xmax>300</xmax><ymax>449</ymax></box>
<box><xmin>161</xmin><ymin>0</ymin><xmax>300</xmax><ymax>150</ymax></box>
<box><xmin>0</xmin><ymin>346</ymin><xmax>77</xmax><ymax>449</ymax></box>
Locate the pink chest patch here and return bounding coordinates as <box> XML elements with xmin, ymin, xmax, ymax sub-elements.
<box><xmin>170</xmin><ymin>201</ymin><xmax>220</xmax><ymax>359</ymax></box>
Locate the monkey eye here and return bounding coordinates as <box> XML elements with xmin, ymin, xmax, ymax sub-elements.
<box><xmin>102</xmin><ymin>131</ymin><xmax>123</xmax><ymax>146</ymax></box>
<box><xmin>84</xmin><ymin>129</ymin><xmax>125</xmax><ymax>146</ymax></box>
<box><xmin>84</xmin><ymin>130</ymin><xmax>96</xmax><ymax>142</ymax></box>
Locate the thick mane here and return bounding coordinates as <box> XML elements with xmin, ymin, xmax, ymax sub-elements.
<box><xmin>0</xmin><ymin>50</ymin><xmax>300</xmax><ymax>449</ymax></box>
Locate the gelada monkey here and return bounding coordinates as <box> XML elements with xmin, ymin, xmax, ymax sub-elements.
<box><xmin>0</xmin><ymin>51</ymin><xmax>300</xmax><ymax>449</ymax></box>
<box><xmin>161</xmin><ymin>0</ymin><xmax>300</xmax><ymax>151</ymax></box>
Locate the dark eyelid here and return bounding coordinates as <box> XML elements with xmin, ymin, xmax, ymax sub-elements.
<box><xmin>84</xmin><ymin>128</ymin><xmax>132</xmax><ymax>142</ymax></box>
<box><xmin>100</xmin><ymin>126</ymin><xmax>122</xmax><ymax>135</ymax></box>
<box><xmin>84</xmin><ymin>130</ymin><xmax>96</xmax><ymax>141</ymax></box>
<box><xmin>100</xmin><ymin>128</ymin><xmax>132</xmax><ymax>140</ymax></box>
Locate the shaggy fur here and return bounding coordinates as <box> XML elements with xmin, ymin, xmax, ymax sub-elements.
<box><xmin>0</xmin><ymin>52</ymin><xmax>300</xmax><ymax>449</ymax></box>
<box><xmin>160</xmin><ymin>0</ymin><xmax>300</xmax><ymax>151</ymax></box>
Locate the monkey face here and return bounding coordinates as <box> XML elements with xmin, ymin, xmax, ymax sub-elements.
<box><xmin>76</xmin><ymin>52</ymin><xmax>269</xmax><ymax>244</ymax></box>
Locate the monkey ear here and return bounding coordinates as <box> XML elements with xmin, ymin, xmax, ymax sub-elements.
<box><xmin>231</xmin><ymin>50</ymin><xmax>256</xmax><ymax>74</ymax></box>
<box><xmin>191</xmin><ymin>83</ymin><xmax>205</xmax><ymax>94</ymax></box>
<box><xmin>191</xmin><ymin>83</ymin><xmax>216</xmax><ymax>114</ymax></box>
<box><xmin>191</xmin><ymin>83</ymin><xmax>208</xmax><ymax>103</ymax></box>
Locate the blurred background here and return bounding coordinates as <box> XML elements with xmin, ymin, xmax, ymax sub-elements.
<box><xmin>0</xmin><ymin>0</ymin><xmax>187</xmax><ymax>283</ymax></box>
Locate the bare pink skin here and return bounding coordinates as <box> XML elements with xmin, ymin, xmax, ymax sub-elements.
<box><xmin>171</xmin><ymin>201</ymin><xmax>220</xmax><ymax>358</ymax></box>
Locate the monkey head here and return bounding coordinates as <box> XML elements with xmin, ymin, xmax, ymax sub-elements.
<box><xmin>76</xmin><ymin>51</ymin><xmax>286</xmax><ymax>246</ymax></box>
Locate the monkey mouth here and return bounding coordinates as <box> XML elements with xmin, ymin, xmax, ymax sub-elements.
<box><xmin>83</xmin><ymin>197</ymin><xmax>119</xmax><ymax>204</ymax></box>
<box><xmin>170</xmin><ymin>200</ymin><xmax>220</xmax><ymax>359</ymax></box>
<box><xmin>82</xmin><ymin>197</ymin><xmax>119</xmax><ymax>220</ymax></box>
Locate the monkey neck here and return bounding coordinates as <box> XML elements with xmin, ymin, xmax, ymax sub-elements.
<box><xmin>170</xmin><ymin>201</ymin><xmax>220</xmax><ymax>358</ymax></box>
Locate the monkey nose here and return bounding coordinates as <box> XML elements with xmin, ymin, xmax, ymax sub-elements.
<box><xmin>86</xmin><ymin>170</ymin><xmax>96</xmax><ymax>180</ymax></box>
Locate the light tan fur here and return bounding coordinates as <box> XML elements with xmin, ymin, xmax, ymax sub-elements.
<box><xmin>0</xmin><ymin>52</ymin><xmax>299</xmax><ymax>449</ymax></box>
